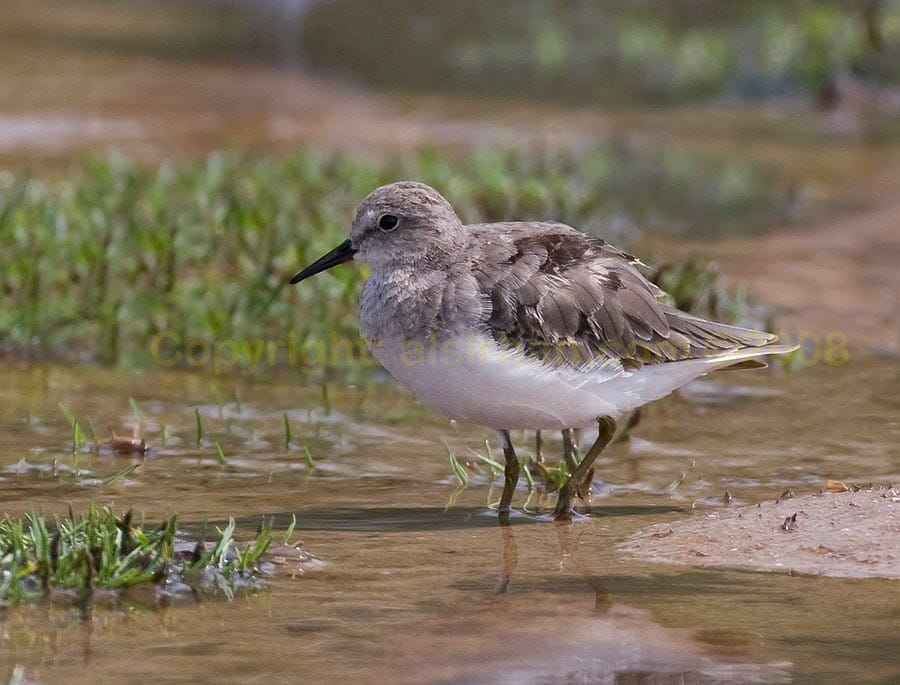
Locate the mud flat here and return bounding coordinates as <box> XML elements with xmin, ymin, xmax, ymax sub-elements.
<box><xmin>620</xmin><ymin>487</ymin><xmax>899</xmax><ymax>579</ymax></box>
<box><xmin>709</xmin><ymin>186</ymin><xmax>900</xmax><ymax>356</ymax></box>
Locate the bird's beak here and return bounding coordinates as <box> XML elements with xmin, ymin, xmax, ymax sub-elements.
<box><xmin>290</xmin><ymin>239</ymin><xmax>357</xmax><ymax>284</ymax></box>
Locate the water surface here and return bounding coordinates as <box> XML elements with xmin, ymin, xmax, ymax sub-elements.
<box><xmin>1</xmin><ymin>356</ymin><xmax>897</xmax><ymax>683</ymax></box>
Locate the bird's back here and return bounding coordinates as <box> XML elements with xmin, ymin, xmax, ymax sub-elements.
<box><xmin>465</xmin><ymin>220</ymin><xmax>785</xmax><ymax>374</ymax></box>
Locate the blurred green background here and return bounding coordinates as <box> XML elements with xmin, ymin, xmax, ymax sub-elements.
<box><xmin>2</xmin><ymin>0</ymin><xmax>898</xmax><ymax>370</ymax></box>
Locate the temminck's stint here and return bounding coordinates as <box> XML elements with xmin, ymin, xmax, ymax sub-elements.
<box><xmin>291</xmin><ymin>182</ymin><xmax>795</xmax><ymax>520</ymax></box>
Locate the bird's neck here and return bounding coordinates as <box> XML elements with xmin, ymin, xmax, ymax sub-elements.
<box><xmin>358</xmin><ymin>262</ymin><xmax>481</xmax><ymax>346</ymax></box>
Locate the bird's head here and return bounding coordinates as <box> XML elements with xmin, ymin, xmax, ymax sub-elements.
<box><xmin>290</xmin><ymin>182</ymin><xmax>465</xmax><ymax>284</ymax></box>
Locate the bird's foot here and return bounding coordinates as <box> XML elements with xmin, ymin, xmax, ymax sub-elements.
<box><xmin>553</xmin><ymin>483</ymin><xmax>576</xmax><ymax>521</ymax></box>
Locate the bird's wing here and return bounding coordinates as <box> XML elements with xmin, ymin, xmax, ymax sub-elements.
<box><xmin>468</xmin><ymin>222</ymin><xmax>777</xmax><ymax>370</ymax></box>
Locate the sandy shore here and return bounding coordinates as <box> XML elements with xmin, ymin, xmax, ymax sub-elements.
<box><xmin>620</xmin><ymin>487</ymin><xmax>900</xmax><ymax>579</ymax></box>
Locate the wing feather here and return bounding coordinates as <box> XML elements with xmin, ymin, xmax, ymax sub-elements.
<box><xmin>467</xmin><ymin>222</ymin><xmax>780</xmax><ymax>370</ymax></box>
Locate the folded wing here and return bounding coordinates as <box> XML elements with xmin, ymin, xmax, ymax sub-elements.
<box><xmin>468</xmin><ymin>222</ymin><xmax>779</xmax><ymax>371</ymax></box>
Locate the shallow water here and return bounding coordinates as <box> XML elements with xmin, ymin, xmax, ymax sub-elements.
<box><xmin>1</xmin><ymin>355</ymin><xmax>897</xmax><ymax>683</ymax></box>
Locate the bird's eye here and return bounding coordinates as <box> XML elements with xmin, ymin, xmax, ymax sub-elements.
<box><xmin>378</xmin><ymin>214</ymin><xmax>399</xmax><ymax>232</ymax></box>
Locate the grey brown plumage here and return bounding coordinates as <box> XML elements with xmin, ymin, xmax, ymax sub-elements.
<box><xmin>468</xmin><ymin>222</ymin><xmax>779</xmax><ymax>372</ymax></box>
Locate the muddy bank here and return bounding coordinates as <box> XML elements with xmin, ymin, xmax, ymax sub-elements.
<box><xmin>620</xmin><ymin>487</ymin><xmax>900</xmax><ymax>579</ymax></box>
<box><xmin>706</xmin><ymin>180</ymin><xmax>900</xmax><ymax>356</ymax></box>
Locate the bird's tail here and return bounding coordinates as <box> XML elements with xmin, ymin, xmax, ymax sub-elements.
<box><xmin>662</xmin><ymin>307</ymin><xmax>798</xmax><ymax>368</ymax></box>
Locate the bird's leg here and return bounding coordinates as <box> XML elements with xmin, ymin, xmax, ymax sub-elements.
<box><xmin>553</xmin><ymin>417</ymin><xmax>616</xmax><ymax>521</ymax></box>
<box><xmin>563</xmin><ymin>428</ymin><xmax>589</xmax><ymax>498</ymax></box>
<box><xmin>562</xmin><ymin>428</ymin><xmax>578</xmax><ymax>471</ymax></box>
<box><xmin>498</xmin><ymin>430</ymin><xmax>520</xmax><ymax>518</ymax></box>
<box><xmin>534</xmin><ymin>430</ymin><xmax>544</xmax><ymax>465</ymax></box>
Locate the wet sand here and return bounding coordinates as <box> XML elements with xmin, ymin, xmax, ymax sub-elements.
<box><xmin>622</xmin><ymin>487</ymin><xmax>900</xmax><ymax>579</ymax></box>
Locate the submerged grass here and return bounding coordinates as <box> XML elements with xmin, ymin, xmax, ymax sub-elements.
<box><xmin>0</xmin><ymin>145</ymin><xmax>794</xmax><ymax>371</ymax></box>
<box><xmin>58</xmin><ymin>403</ymin><xmax>88</xmax><ymax>454</ymax></box>
<box><xmin>443</xmin><ymin>440</ymin><xmax>469</xmax><ymax>487</ymax></box>
<box><xmin>0</xmin><ymin>506</ymin><xmax>281</xmax><ymax>607</ymax></box>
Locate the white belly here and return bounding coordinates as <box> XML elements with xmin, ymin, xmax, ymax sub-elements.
<box><xmin>368</xmin><ymin>334</ymin><xmax>752</xmax><ymax>430</ymax></box>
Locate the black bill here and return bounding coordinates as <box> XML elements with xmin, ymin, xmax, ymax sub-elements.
<box><xmin>290</xmin><ymin>239</ymin><xmax>357</xmax><ymax>284</ymax></box>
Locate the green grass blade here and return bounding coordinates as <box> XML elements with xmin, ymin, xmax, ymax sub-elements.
<box><xmin>214</xmin><ymin>441</ymin><xmax>227</xmax><ymax>466</ymax></box>
<box><xmin>442</xmin><ymin>440</ymin><xmax>469</xmax><ymax>487</ymax></box>
<box><xmin>128</xmin><ymin>397</ymin><xmax>146</xmax><ymax>423</ymax></box>
<box><xmin>303</xmin><ymin>446</ymin><xmax>315</xmax><ymax>470</ymax></box>
<box><xmin>195</xmin><ymin>408</ymin><xmax>203</xmax><ymax>446</ymax></box>
<box><xmin>102</xmin><ymin>463</ymin><xmax>139</xmax><ymax>485</ymax></box>
<box><xmin>283</xmin><ymin>412</ymin><xmax>292</xmax><ymax>450</ymax></box>
<box><xmin>282</xmin><ymin>514</ymin><xmax>297</xmax><ymax>545</ymax></box>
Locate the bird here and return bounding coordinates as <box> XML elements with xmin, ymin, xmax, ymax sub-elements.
<box><xmin>290</xmin><ymin>182</ymin><xmax>795</xmax><ymax>520</ymax></box>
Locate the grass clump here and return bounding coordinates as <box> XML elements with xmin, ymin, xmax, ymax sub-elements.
<box><xmin>650</xmin><ymin>257</ymin><xmax>766</xmax><ymax>330</ymax></box>
<box><xmin>0</xmin><ymin>145</ymin><xmax>793</xmax><ymax>370</ymax></box>
<box><xmin>0</xmin><ymin>506</ymin><xmax>282</xmax><ymax>607</ymax></box>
